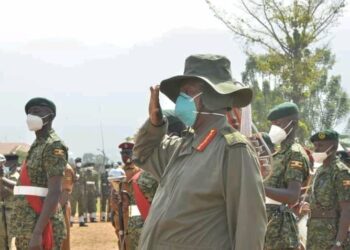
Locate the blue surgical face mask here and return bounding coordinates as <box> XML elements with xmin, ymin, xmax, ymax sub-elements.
<box><xmin>175</xmin><ymin>92</ymin><xmax>202</xmax><ymax>127</ymax></box>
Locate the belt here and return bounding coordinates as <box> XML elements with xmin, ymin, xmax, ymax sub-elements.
<box><xmin>129</xmin><ymin>205</ymin><xmax>141</xmax><ymax>217</ymax></box>
<box><xmin>310</xmin><ymin>209</ymin><xmax>338</xmax><ymax>219</ymax></box>
<box><xmin>14</xmin><ymin>186</ymin><xmax>48</xmax><ymax>197</ymax></box>
<box><xmin>265</xmin><ymin>197</ymin><xmax>282</xmax><ymax>205</ymax></box>
<box><xmin>86</xmin><ymin>181</ymin><xmax>95</xmax><ymax>185</ymax></box>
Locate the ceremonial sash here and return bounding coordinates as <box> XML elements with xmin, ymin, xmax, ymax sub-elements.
<box><xmin>131</xmin><ymin>171</ymin><xmax>150</xmax><ymax>221</ymax></box>
<box><xmin>20</xmin><ymin>161</ymin><xmax>53</xmax><ymax>250</ymax></box>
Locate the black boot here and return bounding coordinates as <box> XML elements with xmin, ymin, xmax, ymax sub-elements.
<box><xmin>79</xmin><ymin>222</ymin><xmax>88</xmax><ymax>227</ymax></box>
<box><xmin>90</xmin><ymin>218</ymin><xmax>96</xmax><ymax>223</ymax></box>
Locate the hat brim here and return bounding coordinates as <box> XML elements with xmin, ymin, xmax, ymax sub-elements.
<box><xmin>160</xmin><ymin>75</ymin><xmax>252</xmax><ymax>108</ymax></box>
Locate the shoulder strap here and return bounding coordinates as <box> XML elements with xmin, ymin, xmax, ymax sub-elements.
<box><xmin>131</xmin><ymin>171</ymin><xmax>150</xmax><ymax>221</ymax></box>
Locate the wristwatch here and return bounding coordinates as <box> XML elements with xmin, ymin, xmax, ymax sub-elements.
<box><xmin>335</xmin><ymin>240</ymin><xmax>343</xmax><ymax>247</ymax></box>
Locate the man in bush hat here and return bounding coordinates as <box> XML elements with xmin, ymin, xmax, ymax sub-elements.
<box><xmin>307</xmin><ymin>130</ymin><xmax>350</xmax><ymax>249</ymax></box>
<box><xmin>264</xmin><ymin>102</ymin><xmax>311</xmax><ymax>249</ymax></box>
<box><xmin>11</xmin><ymin>97</ymin><xmax>68</xmax><ymax>250</ymax></box>
<box><xmin>133</xmin><ymin>54</ymin><xmax>267</xmax><ymax>249</ymax></box>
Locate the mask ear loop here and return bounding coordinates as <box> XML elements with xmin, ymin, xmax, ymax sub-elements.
<box><xmin>283</xmin><ymin>120</ymin><xmax>295</xmax><ymax>137</ymax></box>
<box><xmin>190</xmin><ymin>92</ymin><xmax>203</xmax><ymax>101</ymax></box>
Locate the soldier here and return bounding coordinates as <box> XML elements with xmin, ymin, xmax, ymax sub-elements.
<box><xmin>133</xmin><ymin>54</ymin><xmax>267</xmax><ymax>249</ymax></box>
<box><xmin>11</xmin><ymin>97</ymin><xmax>67</xmax><ymax>249</ymax></box>
<box><xmin>264</xmin><ymin>102</ymin><xmax>311</xmax><ymax>250</ymax></box>
<box><xmin>110</xmin><ymin>141</ymin><xmax>140</xmax><ymax>249</ymax></box>
<box><xmin>60</xmin><ymin>164</ymin><xmax>75</xmax><ymax>250</ymax></box>
<box><xmin>70</xmin><ymin>157</ymin><xmax>88</xmax><ymax>227</ymax></box>
<box><xmin>100</xmin><ymin>164</ymin><xmax>111</xmax><ymax>222</ymax></box>
<box><xmin>84</xmin><ymin>164</ymin><xmax>99</xmax><ymax>222</ymax></box>
<box><xmin>307</xmin><ymin>130</ymin><xmax>350</xmax><ymax>249</ymax></box>
<box><xmin>0</xmin><ymin>154</ymin><xmax>20</xmax><ymax>250</ymax></box>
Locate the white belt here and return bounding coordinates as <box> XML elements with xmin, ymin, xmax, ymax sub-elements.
<box><xmin>14</xmin><ymin>186</ymin><xmax>48</xmax><ymax>197</ymax></box>
<box><xmin>86</xmin><ymin>181</ymin><xmax>95</xmax><ymax>185</ymax></box>
<box><xmin>265</xmin><ymin>197</ymin><xmax>282</xmax><ymax>205</ymax></box>
<box><xmin>129</xmin><ymin>205</ymin><xmax>141</xmax><ymax>217</ymax></box>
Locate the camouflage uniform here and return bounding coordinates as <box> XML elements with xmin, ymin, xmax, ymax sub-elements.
<box><xmin>127</xmin><ymin>170</ymin><xmax>158</xmax><ymax>250</ymax></box>
<box><xmin>70</xmin><ymin>167</ymin><xmax>86</xmax><ymax>223</ymax></box>
<box><xmin>10</xmin><ymin>129</ymin><xmax>67</xmax><ymax>250</ymax></box>
<box><xmin>264</xmin><ymin>141</ymin><xmax>310</xmax><ymax>249</ymax></box>
<box><xmin>0</xmin><ymin>167</ymin><xmax>20</xmax><ymax>249</ymax></box>
<box><xmin>85</xmin><ymin>168</ymin><xmax>99</xmax><ymax>221</ymax></box>
<box><xmin>307</xmin><ymin>158</ymin><xmax>350</xmax><ymax>249</ymax></box>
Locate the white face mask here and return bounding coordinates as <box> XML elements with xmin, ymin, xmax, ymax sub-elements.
<box><xmin>268</xmin><ymin>120</ymin><xmax>293</xmax><ymax>144</ymax></box>
<box><xmin>76</xmin><ymin>162</ymin><xmax>82</xmax><ymax>168</ymax></box>
<box><xmin>312</xmin><ymin>146</ymin><xmax>334</xmax><ymax>164</ymax></box>
<box><xmin>26</xmin><ymin>114</ymin><xmax>51</xmax><ymax>131</ymax></box>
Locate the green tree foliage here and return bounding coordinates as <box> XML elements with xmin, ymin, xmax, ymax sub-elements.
<box><xmin>206</xmin><ymin>0</ymin><xmax>350</xmax><ymax>139</ymax></box>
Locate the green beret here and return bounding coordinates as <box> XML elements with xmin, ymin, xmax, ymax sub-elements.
<box><xmin>25</xmin><ymin>97</ymin><xmax>56</xmax><ymax>117</ymax></box>
<box><xmin>310</xmin><ymin>129</ymin><xmax>339</xmax><ymax>143</ymax></box>
<box><xmin>261</xmin><ymin>132</ymin><xmax>274</xmax><ymax>149</ymax></box>
<box><xmin>267</xmin><ymin>102</ymin><xmax>299</xmax><ymax>121</ymax></box>
<box><xmin>4</xmin><ymin>154</ymin><xmax>19</xmax><ymax>162</ymax></box>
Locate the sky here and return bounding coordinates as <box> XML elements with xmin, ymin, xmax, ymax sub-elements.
<box><xmin>0</xmin><ymin>0</ymin><xmax>349</xmax><ymax>162</ymax></box>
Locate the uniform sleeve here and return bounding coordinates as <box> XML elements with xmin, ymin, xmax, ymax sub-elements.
<box><xmin>224</xmin><ymin>143</ymin><xmax>267</xmax><ymax>250</ymax></box>
<box><xmin>284</xmin><ymin>150</ymin><xmax>308</xmax><ymax>184</ymax></box>
<box><xmin>336</xmin><ymin>170</ymin><xmax>350</xmax><ymax>202</ymax></box>
<box><xmin>42</xmin><ymin>141</ymin><xmax>68</xmax><ymax>178</ymax></box>
<box><xmin>133</xmin><ymin>118</ymin><xmax>181</xmax><ymax>181</ymax></box>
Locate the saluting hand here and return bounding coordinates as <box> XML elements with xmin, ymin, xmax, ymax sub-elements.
<box><xmin>149</xmin><ymin>85</ymin><xmax>163</xmax><ymax>126</ymax></box>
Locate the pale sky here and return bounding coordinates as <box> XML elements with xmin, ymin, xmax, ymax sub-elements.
<box><xmin>0</xmin><ymin>0</ymin><xmax>349</xmax><ymax>162</ymax></box>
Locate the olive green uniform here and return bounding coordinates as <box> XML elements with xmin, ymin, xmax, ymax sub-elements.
<box><xmin>127</xmin><ymin>170</ymin><xmax>158</xmax><ymax>250</ymax></box>
<box><xmin>100</xmin><ymin>170</ymin><xmax>110</xmax><ymax>221</ymax></box>
<box><xmin>85</xmin><ymin>168</ymin><xmax>99</xmax><ymax>220</ymax></box>
<box><xmin>70</xmin><ymin>168</ymin><xmax>86</xmax><ymax>222</ymax></box>
<box><xmin>307</xmin><ymin>158</ymin><xmax>350</xmax><ymax>249</ymax></box>
<box><xmin>10</xmin><ymin>129</ymin><xmax>67</xmax><ymax>250</ymax></box>
<box><xmin>133</xmin><ymin>117</ymin><xmax>267</xmax><ymax>250</ymax></box>
<box><xmin>0</xmin><ymin>168</ymin><xmax>19</xmax><ymax>249</ymax></box>
<box><xmin>264</xmin><ymin>141</ymin><xmax>310</xmax><ymax>249</ymax></box>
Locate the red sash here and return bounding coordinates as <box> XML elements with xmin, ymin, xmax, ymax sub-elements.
<box><xmin>20</xmin><ymin>161</ymin><xmax>53</xmax><ymax>250</ymax></box>
<box><xmin>131</xmin><ymin>171</ymin><xmax>150</xmax><ymax>221</ymax></box>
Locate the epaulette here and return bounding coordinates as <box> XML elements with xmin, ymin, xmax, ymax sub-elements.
<box><xmin>336</xmin><ymin>160</ymin><xmax>350</xmax><ymax>174</ymax></box>
<box><xmin>220</xmin><ymin>127</ymin><xmax>248</xmax><ymax>146</ymax></box>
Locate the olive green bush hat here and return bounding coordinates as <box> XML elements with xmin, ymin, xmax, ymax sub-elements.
<box><xmin>160</xmin><ymin>54</ymin><xmax>253</xmax><ymax>110</ymax></box>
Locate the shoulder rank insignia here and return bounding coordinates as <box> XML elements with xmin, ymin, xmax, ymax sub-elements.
<box><xmin>290</xmin><ymin>161</ymin><xmax>304</xmax><ymax>170</ymax></box>
<box><xmin>343</xmin><ymin>180</ymin><xmax>350</xmax><ymax>187</ymax></box>
<box><xmin>196</xmin><ymin>129</ymin><xmax>217</xmax><ymax>152</ymax></box>
<box><xmin>53</xmin><ymin>148</ymin><xmax>65</xmax><ymax>157</ymax></box>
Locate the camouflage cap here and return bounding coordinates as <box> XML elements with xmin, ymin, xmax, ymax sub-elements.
<box><xmin>160</xmin><ymin>54</ymin><xmax>253</xmax><ymax>110</ymax></box>
<box><xmin>267</xmin><ymin>102</ymin><xmax>299</xmax><ymax>121</ymax></box>
<box><xmin>25</xmin><ymin>97</ymin><xmax>56</xmax><ymax>117</ymax></box>
<box><xmin>310</xmin><ymin>129</ymin><xmax>339</xmax><ymax>143</ymax></box>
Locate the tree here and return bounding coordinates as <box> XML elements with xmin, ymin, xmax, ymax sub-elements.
<box><xmin>206</xmin><ymin>0</ymin><xmax>349</xmax><ymax>138</ymax></box>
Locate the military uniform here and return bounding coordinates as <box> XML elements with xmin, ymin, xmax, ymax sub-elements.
<box><xmin>70</xmin><ymin>165</ymin><xmax>87</xmax><ymax>225</ymax></box>
<box><xmin>127</xmin><ymin>170</ymin><xmax>158</xmax><ymax>250</ymax></box>
<box><xmin>85</xmin><ymin>167</ymin><xmax>99</xmax><ymax>222</ymax></box>
<box><xmin>100</xmin><ymin>168</ymin><xmax>110</xmax><ymax>221</ymax></box>
<box><xmin>61</xmin><ymin>164</ymin><xmax>75</xmax><ymax>250</ymax></box>
<box><xmin>307</xmin><ymin>158</ymin><xmax>350</xmax><ymax>249</ymax></box>
<box><xmin>133</xmin><ymin>117</ymin><xmax>267</xmax><ymax>250</ymax></box>
<box><xmin>264</xmin><ymin>141</ymin><xmax>310</xmax><ymax>249</ymax></box>
<box><xmin>0</xmin><ymin>165</ymin><xmax>20</xmax><ymax>249</ymax></box>
<box><xmin>11</xmin><ymin>129</ymin><xmax>67</xmax><ymax>250</ymax></box>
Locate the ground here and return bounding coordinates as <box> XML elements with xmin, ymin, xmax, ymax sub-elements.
<box><xmin>71</xmin><ymin>220</ymin><xmax>119</xmax><ymax>250</ymax></box>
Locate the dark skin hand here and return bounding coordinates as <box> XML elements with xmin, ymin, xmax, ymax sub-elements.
<box><xmin>27</xmin><ymin>105</ymin><xmax>63</xmax><ymax>250</ymax></box>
